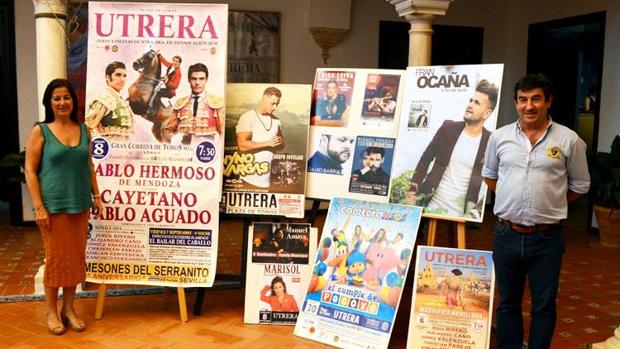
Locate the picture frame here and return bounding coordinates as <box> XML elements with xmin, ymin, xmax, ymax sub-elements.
<box><xmin>228</xmin><ymin>10</ymin><xmax>280</xmax><ymax>83</ymax></box>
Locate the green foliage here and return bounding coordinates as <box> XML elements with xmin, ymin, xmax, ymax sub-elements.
<box><xmin>0</xmin><ymin>150</ymin><xmax>25</xmax><ymax>184</ymax></box>
<box><xmin>389</xmin><ymin>170</ymin><xmax>414</xmax><ymax>203</ymax></box>
<box><xmin>588</xmin><ymin>135</ymin><xmax>620</xmax><ymax>208</ymax></box>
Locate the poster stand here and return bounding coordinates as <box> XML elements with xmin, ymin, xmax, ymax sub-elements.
<box><xmin>424</xmin><ymin>215</ymin><xmax>466</xmax><ymax>249</ymax></box>
<box><xmin>94</xmin><ymin>284</ymin><xmax>189</xmax><ymax>322</ymax></box>
<box><xmin>192</xmin><ymin>199</ymin><xmax>324</xmax><ymax>316</ymax></box>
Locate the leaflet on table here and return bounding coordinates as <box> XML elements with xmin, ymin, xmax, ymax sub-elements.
<box><xmin>84</xmin><ymin>2</ymin><xmax>228</xmax><ymax>287</ymax></box>
<box><xmin>389</xmin><ymin>64</ymin><xmax>504</xmax><ymax>223</ymax></box>
<box><xmin>306</xmin><ymin>69</ymin><xmax>405</xmax><ymax>202</ymax></box>
<box><xmin>244</xmin><ymin>223</ymin><xmax>317</xmax><ymax>325</ymax></box>
<box><xmin>294</xmin><ymin>197</ymin><xmax>422</xmax><ymax>349</ymax></box>
<box><xmin>407</xmin><ymin>246</ymin><xmax>495</xmax><ymax>349</ymax></box>
<box><xmin>221</xmin><ymin>83</ymin><xmax>311</xmax><ymax>218</ymax></box>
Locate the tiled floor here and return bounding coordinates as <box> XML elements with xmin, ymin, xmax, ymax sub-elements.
<box><xmin>0</xmin><ymin>205</ymin><xmax>618</xmax><ymax>348</ymax></box>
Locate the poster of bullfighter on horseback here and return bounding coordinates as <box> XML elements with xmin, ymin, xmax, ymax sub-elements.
<box><xmin>84</xmin><ymin>2</ymin><xmax>227</xmax><ymax>287</ymax></box>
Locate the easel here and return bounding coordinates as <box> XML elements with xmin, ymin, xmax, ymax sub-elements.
<box><xmin>191</xmin><ymin>200</ymin><xmax>325</xmax><ymax>316</ymax></box>
<box><xmin>424</xmin><ymin>213</ymin><xmax>467</xmax><ymax>249</ymax></box>
<box><xmin>192</xmin><ymin>214</ymin><xmax>251</xmax><ymax>316</ymax></box>
<box><xmin>95</xmin><ymin>284</ymin><xmax>189</xmax><ymax>322</ymax></box>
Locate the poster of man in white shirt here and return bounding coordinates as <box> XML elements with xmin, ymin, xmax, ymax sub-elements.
<box><xmin>222</xmin><ymin>84</ymin><xmax>311</xmax><ymax>218</ymax></box>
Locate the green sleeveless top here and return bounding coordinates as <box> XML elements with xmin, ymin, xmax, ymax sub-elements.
<box><xmin>38</xmin><ymin>123</ymin><xmax>92</xmax><ymax>214</ymax></box>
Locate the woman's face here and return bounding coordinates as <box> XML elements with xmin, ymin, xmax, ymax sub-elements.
<box><xmin>51</xmin><ymin>87</ymin><xmax>73</xmax><ymax>119</ymax></box>
<box><xmin>355</xmin><ymin>225</ymin><xmax>361</xmax><ymax>235</ymax></box>
<box><xmin>273</xmin><ymin>281</ymin><xmax>285</xmax><ymax>296</ymax></box>
<box><xmin>378</xmin><ymin>229</ymin><xmax>385</xmax><ymax>238</ymax></box>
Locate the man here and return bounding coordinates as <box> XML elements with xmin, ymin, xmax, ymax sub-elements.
<box><xmin>308</xmin><ymin>135</ymin><xmax>353</xmax><ymax>175</ymax></box>
<box><xmin>171</xmin><ymin>63</ymin><xmax>222</xmax><ymax>145</ymax></box>
<box><xmin>416</xmin><ymin>109</ymin><xmax>429</xmax><ymax>128</ymax></box>
<box><xmin>156</xmin><ymin>53</ymin><xmax>182</xmax><ymax>108</ymax></box>
<box><xmin>85</xmin><ymin>61</ymin><xmax>134</xmax><ymax>139</ymax></box>
<box><xmin>235</xmin><ymin>87</ymin><xmax>284</xmax><ymax>188</ymax></box>
<box><xmin>482</xmin><ymin>74</ymin><xmax>590</xmax><ymax>349</ymax></box>
<box><xmin>367</xmin><ymin>88</ymin><xmax>397</xmax><ymax>117</ymax></box>
<box><xmin>405</xmin><ymin>79</ymin><xmax>499</xmax><ymax>219</ymax></box>
<box><xmin>352</xmin><ymin>146</ymin><xmax>389</xmax><ymax>185</ymax></box>
<box><xmin>316</xmin><ymin>80</ymin><xmax>347</xmax><ymax>120</ymax></box>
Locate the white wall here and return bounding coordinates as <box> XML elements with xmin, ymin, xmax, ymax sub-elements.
<box><xmin>13</xmin><ymin>0</ymin><xmax>620</xmax><ymax>219</ymax></box>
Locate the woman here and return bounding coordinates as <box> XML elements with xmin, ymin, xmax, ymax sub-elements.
<box><xmin>260</xmin><ymin>276</ymin><xmax>299</xmax><ymax>312</ymax></box>
<box><xmin>369</xmin><ymin>228</ymin><xmax>387</xmax><ymax>248</ymax></box>
<box><xmin>25</xmin><ymin>79</ymin><xmax>103</xmax><ymax>335</ymax></box>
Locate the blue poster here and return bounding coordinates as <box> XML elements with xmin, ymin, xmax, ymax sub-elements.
<box><xmin>294</xmin><ymin>197</ymin><xmax>422</xmax><ymax>349</ymax></box>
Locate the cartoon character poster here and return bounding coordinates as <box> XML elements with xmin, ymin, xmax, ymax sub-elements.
<box><xmin>294</xmin><ymin>198</ymin><xmax>422</xmax><ymax>349</ymax></box>
<box><xmin>389</xmin><ymin>64</ymin><xmax>504</xmax><ymax>222</ymax></box>
<box><xmin>408</xmin><ymin>246</ymin><xmax>495</xmax><ymax>349</ymax></box>
<box><xmin>221</xmin><ymin>84</ymin><xmax>310</xmax><ymax>218</ymax></box>
<box><xmin>306</xmin><ymin>68</ymin><xmax>406</xmax><ymax>203</ymax></box>
<box><xmin>245</xmin><ymin>223</ymin><xmax>317</xmax><ymax>325</ymax></box>
<box><xmin>84</xmin><ymin>2</ymin><xmax>227</xmax><ymax>287</ymax></box>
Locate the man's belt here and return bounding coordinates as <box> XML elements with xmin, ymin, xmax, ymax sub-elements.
<box><xmin>498</xmin><ymin>218</ymin><xmax>563</xmax><ymax>234</ymax></box>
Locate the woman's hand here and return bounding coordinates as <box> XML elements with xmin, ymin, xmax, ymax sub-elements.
<box><xmin>35</xmin><ymin>206</ymin><xmax>50</xmax><ymax>230</ymax></box>
<box><xmin>91</xmin><ymin>197</ymin><xmax>104</xmax><ymax>218</ymax></box>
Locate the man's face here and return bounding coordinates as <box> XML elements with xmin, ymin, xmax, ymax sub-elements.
<box><xmin>361</xmin><ymin>152</ymin><xmax>370</xmax><ymax>168</ymax></box>
<box><xmin>261</xmin><ymin>94</ymin><xmax>281</xmax><ymax>114</ymax></box>
<box><xmin>189</xmin><ymin>71</ymin><xmax>207</xmax><ymax>95</ymax></box>
<box><xmin>326</xmin><ymin>136</ymin><xmax>352</xmax><ymax>164</ymax></box>
<box><xmin>172</xmin><ymin>57</ymin><xmax>181</xmax><ymax>69</ymax></box>
<box><xmin>106</xmin><ymin>68</ymin><xmax>127</xmax><ymax>92</ymax></box>
<box><xmin>367</xmin><ymin>152</ymin><xmax>384</xmax><ymax>172</ymax></box>
<box><xmin>463</xmin><ymin>91</ymin><xmax>492</xmax><ymax>125</ymax></box>
<box><xmin>515</xmin><ymin>88</ymin><xmax>552</xmax><ymax>127</ymax></box>
<box><xmin>327</xmin><ymin>82</ymin><xmax>338</xmax><ymax>98</ymax></box>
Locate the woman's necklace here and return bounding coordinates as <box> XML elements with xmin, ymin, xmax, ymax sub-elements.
<box><xmin>255</xmin><ymin>110</ymin><xmax>273</xmax><ymax>132</ymax></box>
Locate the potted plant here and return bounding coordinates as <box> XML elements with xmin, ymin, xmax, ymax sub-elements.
<box><xmin>588</xmin><ymin>135</ymin><xmax>620</xmax><ymax>247</ymax></box>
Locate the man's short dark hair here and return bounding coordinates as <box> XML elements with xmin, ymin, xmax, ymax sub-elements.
<box><xmin>105</xmin><ymin>61</ymin><xmax>126</xmax><ymax>77</ymax></box>
<box><xmin>188</xmin><ymin>63</ymin><xmax>208</xmax><ymax>79</ymax></box>
<box><xmin>476</xmin><ymin>79</ymin><xmax>499</xmax><ymax>111</ymax></box>
<box><xmin>263</xmin><ymin>87</ymin><xmax>282</xmax><ymax>98</ymax></box>
<box><xmin>173</xmin><ymin>55</ymin><xmax>182</xmax><ymax>63</ymax></box>
<box><xmin>513</xmin><ymin>73</ymin><xmax>553</xmax><ymax>101</ymax></box>
<box><xmin>327</xmin><ymin>80</ymin><xmax>338</xmax><ymax>87</ymax></box>
<box><xmin>366</xmin><ymin>146</ymin><xmax>385</xmax><ymax>158</ymax></box>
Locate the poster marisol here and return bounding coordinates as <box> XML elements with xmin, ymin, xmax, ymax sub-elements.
<box><xmin>244</xmin><ymin>223</ymin><xmax>317</xmax><ymax>325</ymax></box>
<box><xmin>84</xmin><ymin>2</ymin><xmax>227</xmax><ymax>287</ymax></box>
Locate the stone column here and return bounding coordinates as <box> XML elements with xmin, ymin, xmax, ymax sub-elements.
<box><xmin>33</xmin><ymin>0</ymin><xmax>68</xmax><ymax>120</ymax></box>
<box><xmin>388</xmin><ymin>0</ymin><xmax>453</xmax><ymax>66</ymax></box>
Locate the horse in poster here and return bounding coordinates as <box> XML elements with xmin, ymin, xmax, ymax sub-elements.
<box><xmin>127</xmin><ymin>49</ymin><xmax>177</xmax><ymax>143</ymax></box>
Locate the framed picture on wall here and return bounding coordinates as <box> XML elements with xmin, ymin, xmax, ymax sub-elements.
<box><xmin>228</xmin><ymin>10</ymin><xmax>280</xmax><ymax>83</ymax></box>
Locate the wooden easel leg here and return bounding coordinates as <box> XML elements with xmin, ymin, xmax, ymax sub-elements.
<box><xmin>193</xmin><ymin>288</ymin><xmax>205</xmax><ymax>316</ymax></box>
<box><xmin>95</xmin><ymin>284</ymin><xmax>107</xmax><ymax>320</ymax></box>
<box><xmin>456</xmin><ymin>222</ymin><xmax>466</xmax><ymax>249</ymax></box>
<box><xmin>426</xmin><ymin>219</ymin><xmax>437</xmax><ymax>246</ymax></box>
<box><xmin>177</xmin><ymin>287</ymin><xmax>188</xmax><ymax>322</ymax></box>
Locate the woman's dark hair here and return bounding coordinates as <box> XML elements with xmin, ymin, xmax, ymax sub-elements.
<box><xmin>371</xmin><ymin>228</ymin><xmax>386</xmax><ymax>243</ymax></box>
<box><xmin>270</xmin><ymin>276</ymin><xmax>287</xmax><ymax>295</ymax></box>
<box><xmin>42</xmin><ymin>78</ymin><xmax>79</xmax><ymax>124</ymax></box>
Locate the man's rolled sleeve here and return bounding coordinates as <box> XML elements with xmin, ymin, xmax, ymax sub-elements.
<box><xmin>482</xmin><ymin>133</ymin><xmax>499</xmax><ymax>179</ymax></box>
<box><xmin>567</xmin><ymin>137</ymin><xmax>590</xmax><ymax>194</ymax></box>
